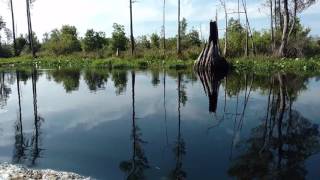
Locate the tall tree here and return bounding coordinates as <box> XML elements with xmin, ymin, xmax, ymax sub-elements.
<box><xmin>162</xmin><ymin>0</ymin><xmax>166</xmax><ymax>51</ymax></box>
<box><xmin>220</xmin><ymin>0</ymin><xmax>228</xmax><ymax>56</ymax></box>
<box><xmin>270</xmin><ymin>0</ymin><xmax>275</xmax><ymax>52</ymax></box>
<box><xmin>26</xmin><ymin>0</ymin><xmax>35</xmax><ymax>58</ymax></box>
<box><xmin>278</xmin><ymin>0</ymin><xmax>289</xmax><ymax>57</ymax></box>
<box><xmin>129</xmin><ymin>0</ymin><xmax>135</xmax><ymax>55</ymax></box>
<box><xmin>177</xmin><ymin>0</ymin><xmax>181</xmax><ymax>55</ymax></box>
<box><xmin>9</xmin><ymin>0</ymin><xmax>17</xmax><ymax>55</ymax></box>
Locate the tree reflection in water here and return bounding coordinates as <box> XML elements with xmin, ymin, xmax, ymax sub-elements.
<box><xmin>0</xmin><ymin>71</ymin><xmax>11</xmax><ymax>108</ymax></box>
<box><xmin>84</xmin><ymin>68</ymin><xmax>109</xmax><ymax>91</ymax></box>
<box><xmin>12</xmin><ymin>71</ymin><xmax>27</xmax><ymax>164</ymax></box>
<box><xmin>120</xmin><ymin>71</ymin><xmax>149</xmax><ymax>180</ymax></box>
<box><xmin>29</xmin><ymin>68</ymin><xmax>44</xmax><ymax>166</ymax></box>
<box><xmin>112</xmin><ymin>70</ymin><xmax>128</xmax><ymax>95</ymax></box>
<box><xmin>169</xmin><ymin>73</ymin><xmax>187</xmax><ymax>180</ymax></box>
<box><xmin>228</xmin><ymin>73</ymin><xmax>320</xmax><ymax>179</ymax></box>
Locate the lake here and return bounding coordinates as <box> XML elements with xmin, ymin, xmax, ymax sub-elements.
<box><xmin>0</xmin><ymin>67</ymin><xmax>319</xmax><ymax>179</ymax></box>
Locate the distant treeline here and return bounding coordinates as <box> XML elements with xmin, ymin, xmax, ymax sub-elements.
<box><xmin>0</xmin><ymin>16</ymin><xmax>320</xmax><ymax>60</ymax></box>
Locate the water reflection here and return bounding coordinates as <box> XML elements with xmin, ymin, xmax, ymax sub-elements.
<box><xmin>169</xmin><ymin>73</ymin><xmax>186</xmax><ymax>180</ymax></box>
<box><xmin>120</xmin><ymin>71</ymin><xmax>149</xmax><ymax>179</ymax></box>
<box><xmin>0</xmin><ymin>71</ymin><xmax>12</xmax><ymax>108</ymax></box>
<box><xmin>30</xmin><ymin>68</ymin><xmax>44</xmax><ymax>166</ymax></box>
<box><xmin>12</xmin><ymin>71</ymin><xmax>27</xmax><ymax>164</ymax></box>
<box><xmin>0</xmin><ymin>68</ymin><xmax>319</xmax><ymax>179</ymax></box>
<box><xmin>228</xmin><ymin>73</ymin><xmax>320</xmax><ymax>179</ymax></box>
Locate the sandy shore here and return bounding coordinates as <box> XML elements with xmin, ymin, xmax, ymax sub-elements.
<box><xmin>0</xmin><ymin>163</ymin><xmax>92</xmax><ymax>180</ymax></box>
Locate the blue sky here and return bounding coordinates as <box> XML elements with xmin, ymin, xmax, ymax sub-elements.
<box><xmin>0</xmin><ymin>0</ymin><xmax>319</xmax><ymax>41</ymax></box>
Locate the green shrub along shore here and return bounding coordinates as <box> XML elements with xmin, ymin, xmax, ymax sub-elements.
<box><xmin>1</xmin><ymin>55</ymin><xmax>320</xmax><ymax>75</ymax></box>
<box><xmin>1</xmin><ymin>17</ymin><xmax>320</xmax><ymax>74</ymax></box>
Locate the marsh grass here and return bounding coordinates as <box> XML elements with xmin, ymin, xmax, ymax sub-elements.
<box><xmin>1</xmin><ymin>55</ymin><xmax>320</xmax><ymax>74</ymax></box>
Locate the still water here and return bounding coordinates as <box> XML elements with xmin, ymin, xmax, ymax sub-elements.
<box><xmin>0</xmin><ymin>68</ymin><xmax>319</xmax><ymax>179</ymax></box>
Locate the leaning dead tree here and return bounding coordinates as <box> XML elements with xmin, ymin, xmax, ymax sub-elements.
<box><xmin>194</xmin><ymin>21</ymin><xmax>229</xmax><ymax>73</ymax></box>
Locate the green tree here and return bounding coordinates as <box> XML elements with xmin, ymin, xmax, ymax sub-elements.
<box><xmin>111</xmin><ymin>23</ymin><xmax>128</xmax><ymax>51</ymax></box>
<box><xmin>180</xmin><ymin>18</ymin><xmax>187</xmax><ymax>37</ymax></box>
<box><xmin>82</xmin><ymin>29</ymin><xmax>108</xmax><ymax>52</ymax></box>
<box><xmin>186</xmin><ymin>29</ymin><xmax>201</xmax><ymax>47</ymax></box>
<box><xmin>15</xmin><ymin>35</ymin><xmax>27</xmax><ymax>56</ymax></box>
<box><xmin>24</xmin><ymin>32</ymin><xmax>41</xmax><ymax>54</ymax></box>
<box><xmin>137</xmin><ymin>35</ymin><xmax>151</xmax><ymax>49</ymax></box>
<box><xmin>44</xmin><ymin>25</ymin><xmax>81</xmax><ymax>55</ymax></box>
<box><xmin>223</xmin><ymin>18</ymin><xmax>246</xmax><ymax>57</ymax></box>
<box><xmin>150</xmin><ymin>33</ymin><xmax>160</xmax><ymax>48</ymax></box>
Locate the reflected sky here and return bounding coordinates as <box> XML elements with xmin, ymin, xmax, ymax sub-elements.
<box><xmin>0</xmin><ymin>68</ymin><xmax>319</xmax><ymax>179</ymax></box>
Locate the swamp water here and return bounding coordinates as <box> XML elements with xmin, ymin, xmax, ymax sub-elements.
<box><xmin>0</xmin><ymin>68</ymin><xmax>319</xmax><ymax>179</ymax></box>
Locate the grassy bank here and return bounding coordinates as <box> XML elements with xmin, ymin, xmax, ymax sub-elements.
<box><xmin>1</xmin><ymin>55</ymin><xmax>320</xmax><ymax>74</ymax></box>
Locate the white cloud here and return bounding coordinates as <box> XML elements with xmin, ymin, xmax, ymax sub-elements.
<box><xmin>0</xmin><ymin>0</ymin><xmax>319</xmax><ymax>41</ymax></box>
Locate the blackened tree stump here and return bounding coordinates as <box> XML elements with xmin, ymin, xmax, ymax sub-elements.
<box><xmin>194</xmin><ymin>21</ymin><xmax>229</xmax><ymax>73</ymax></box>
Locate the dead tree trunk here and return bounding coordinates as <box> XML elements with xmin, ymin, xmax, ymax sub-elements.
<box><xmin>177</xmin><ymin>0</ymin><xmax>181</xmax><ymax>55</ymax></box>
<box><xmin>270</xmin><ymin>0</ymin><xmax>275</xmax><ymax>52</ymax></box>
<box><xmin>10</xmin><ymin>0</ymin><xmax>17</xmax><ymax>56</ymax></box>
<box><xmin>194</xmin><ymin>21</ymin><xmax>229</xmax><ymax>73</ymax></box>
<box><xmin>219</xmin><ymin>0</ymin><xmax>228</xmax><ymax>56</ymax></box>
<box><xmin>129</xmin><ymin>0</ymin><xmax>135</xmax><ymax>55</ymax></box>
<box><xmin>26</xmin><ymin>0</ymin><xmax>35</xmax><ymax>58</ymax></box>
<box><xmin>278</xmin><ymin>0</ymin><xmax>289</xmax><ymax>57</ymax></box>
<box><xmin>162</xmin><ymin>0</ymin><xmax>166</xmax><ymax>51</ymax></box>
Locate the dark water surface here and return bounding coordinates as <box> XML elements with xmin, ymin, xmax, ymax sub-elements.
<box><xmin>0</xmin><ymin>68</ymin><xmax>320</xmax><ymax>179</ymax></box>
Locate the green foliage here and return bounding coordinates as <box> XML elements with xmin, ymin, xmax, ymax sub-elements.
<box><xmin>0</xmin><ymin>45</ymin><xmax>12</xmax><ymax>58</ymax></box>
<box><xmin>185</xmin><ymin>29</ymin><xmax>201</xmax><ymax>47</ymax></box>
<box><xmin>16</xmin><ymin>35</ymin><xmax>27</xmax><ymax>56</ymax></box>
<box><xmin>137</xmin><ymin>35</ymin><xmax>151</xmax><ymax>49</ymax></box>
<box><xmin>82</xmin><ymin>29</ymin><xmax>108</xmax><ymax>52</ymax></box>
<box><xmin>224</xmin><ymin>18</ymin><xmax>246</xmax><ymax>57</ymax></box>
<box><xmin>24</xmin><ymin>32</ymin><xmax>41</xmax><ymax>54</ymax></box>
<box><xmin>180</xmin><ymin>18</ymin><xmax>187</xmax><ymax>37</ymax></box>
<box><xmin>111</xmin><ymin>23</ymin><xmax>128</xmax><ymax>51</ymax></box>
<box><xmin>150</xmin><ymin>33</ymin><xmax>160</xmax><ymax>48</ymax></box>
<box><xmin>43</xmin><ymin>25</ymin><xmax>81</xmax><ymax>55</ymax></box>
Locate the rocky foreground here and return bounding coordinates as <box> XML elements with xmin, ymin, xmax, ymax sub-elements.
<box><xmin>0</xmin><ymin>163</ymin><xmax>92</xmax><ymax>180</ymax></box>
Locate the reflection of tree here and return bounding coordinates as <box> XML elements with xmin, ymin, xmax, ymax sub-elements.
<box><xmin>169</xmin><ymin>73</ymin><xmax>186</xmax><ymax>180</ymax></box>
<box><xmin>29</xmin><ymin>69</ymin><xmax>44</xmax><ymax>166</ymax></box>
<box><xmin>12</xmin><ymin>71</ymin><xmax>27</xmax><ymax>164</ymax></box>
<box><xmin>151</xmin><ymin>70</ymin><xmax>160</xmax><ymax>87</ymax></box>
<box><xmin>84</xmin><ymin>69</ymin><xmax>109</xmax><ymax>91</ymax></box>
<box><xmin>120</xmin><ymin>71</ymin><xmax>149</xmax><ymax>180</ymax></box>
<box><xmin>197</xmin><ymin>69</ymin><xmax>227</xmax><ymax>113</ymax></box>
<box><xmin>0</xmin><ymin>71</ymin><xmax>11</xmax><ymax>108</ymax></box>
<box><xmin>112</xmin><ymin>70</ymin><xmax>128</xmax><ymax>95</ymax></box>
<box><xmin>51</xmin><ymin>68</ymin><xmax>81</xmax><ymax>92</ymax></box>
<box><xmin>228</xmin><ymin>74</ymin><xmax>320</xmax><ymax>179</ymax></box>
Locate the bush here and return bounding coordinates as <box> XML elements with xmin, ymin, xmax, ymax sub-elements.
<box><xmin>0</xmin><ymin>44</ymin><xmax>13</xmax><ymax>58</ymax></box>
<box><xmin>82</xmin><ymin>29</ymin><xmax>108</xmax><ymax>52</ymax></box>
<box><xmin>43</xmin><ymin>25</ymin><xmax>81</xmax><ymax>55</ymax></box>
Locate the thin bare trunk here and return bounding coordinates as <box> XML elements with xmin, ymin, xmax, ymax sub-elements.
<box><xmin>130</xmin><ymin>0</ymin><xmax>134</xmax><ymax>55</ymax></box>
<box><xmin>177</xmin><ymin>0</ymin><xmax>181</xmax><ymax>55</ymax></box>
<box><xmin>162</xmin><ymin>0</ymin><xmax>166</xmax><ymax>51</ymax></box>
<box><xmin>274</xmin><ymin>0</ymin><xmax>277</xmax><ymax>30</ymax></box>
<box><xmin>220</xmin><ymin>0</ymin><xmax>227</xmax><ymax>56</ymax></box>
<box><xmin>278</xmin><ymin>0</ymin><xmax>289</xmax><ymax>57</ymax></box>
<box><xmin>26</xmin><ymin>0</ymin><xmax>35</xmax><ymax>58</ymax></box>
<box><xmin>288</xmin><ymin>0</ymin><xmax>297</xmax><ymax>41</ymax></box>
<box><xmin>10</xmin><ymin>0</ymin><xmax>17</xmax><ymax>56</ymax></box>
<box><xmin>278</xmin><ymin>0</ymin><xmax>283</xmax><ymax>30</ymax></box>
<box><xmin>270</xmin><ymin>0</ymin><xmax>275</xmax><ymax>52</ymax></box>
